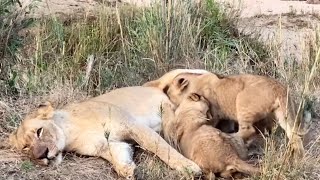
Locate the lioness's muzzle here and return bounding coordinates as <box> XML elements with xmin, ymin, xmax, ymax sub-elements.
<box><xmin>32</xmin><ymin>144</ymin><xmax>49</xmax><ymax>159</ymax></box>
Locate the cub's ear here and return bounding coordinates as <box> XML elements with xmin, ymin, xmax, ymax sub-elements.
<box><xmin>215</xmin><ymin>73</ymin><xmax>225</xmax><ymax>79</ymax></box>
<box><xmin>176</xmin><ymin>78</ymin><xmax>189</xmax><ymax>91</ymax></box>
<box><xmin>206</xmin><ymin>111</ymin><xmax>213</xmax><ymax>120</ymax></box>
<box><xmin>189</xmin><ymin>93</ymin><xmax>201</xmax><ymax>102</ymax></box>
<box><xmin>37</xmin><ymin>101</ymin><xmax>54</xmax><ymax>120</ymax></box>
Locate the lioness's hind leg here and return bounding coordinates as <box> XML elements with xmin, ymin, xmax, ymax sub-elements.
<box><xmin>101</xmin><ymin>141</ymin><xmax>136</xmax><ymax>179</ymax></box>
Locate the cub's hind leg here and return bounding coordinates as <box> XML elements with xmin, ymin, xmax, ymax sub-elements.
<box><xmin>274</xmin><ymin>107</ymin><xmax>305</xmax><ymax>160</ymax></box>
<box><xmin>220</xmin><ymin>165</ymin><xmax>237</xmax><ymax>179</ymax></box>
<box><xmin>236</xmin><ymin>121</ymin><xmax>256</xmax><ymax>140</ymax></box>
<box><xmin>204</xmin><ymin>172</ymin><xmax>216</xmax><ymax>180</ymax></box>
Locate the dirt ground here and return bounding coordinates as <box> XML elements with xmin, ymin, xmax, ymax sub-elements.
<box><xmin>2</xmin><ymin>0</ymin><xmax>319</xmax><ymax>179</ymax></box>
<box><xmin>218</xmin><ymin>0</ymin><xmax>320</xmax><ymax>17</ymax></box>
<box><xmin>215</xmin><ymin>0</ymin><xmax>320</xmax><ymax>62</ymax></box>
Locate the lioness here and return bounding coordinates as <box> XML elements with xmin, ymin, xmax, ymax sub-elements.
<box><xmin>161</xmin><ymin>93</ymin><xmax>260</xmax><ymax>179</ymax></box>
<box><xmin>144</xmin><ymin>71</ymin><xmax>310</xmax><ymax>159</ymax></box>
<box><xmin>8</xmin><ymin>69</ymin><xmax>210</xmax><ymax>179</ymax></box>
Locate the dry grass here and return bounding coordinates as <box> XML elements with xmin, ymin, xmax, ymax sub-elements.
<box><xmin>0</xmin><ymin>0</ymin><xmax>319</xmax><ymax>179</ymax></box>
<box><xmin>0</xmin><ymin>147</ymin><xmax>185</xmax><ymax>180</ymax></box>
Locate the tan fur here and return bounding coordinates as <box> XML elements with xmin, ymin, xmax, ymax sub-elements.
<box><xmin>9</xmin><ymin>86</ymin><xmax>202</xmax><ymax>179</ymax></box>
<box><xmin>142</xmin><ymin>69</ymin><xmax>209</xmax><ymax>90</ymax></box>
<box><xmin>165</xmin><ymin>72</ymin><xmax>309</xmax><ymax>159</ymax></box>
<box><xmin>161</xmin><ymin>93</ymin><xmax>259</xmax><ymax>179</ymax></box>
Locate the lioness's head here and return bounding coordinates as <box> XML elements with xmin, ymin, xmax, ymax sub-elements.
<box><xmin>9</xmin><ymin>102</ymin><xmax>65</xmax><ymax>165</ymax></box>
<box><xmin>176</xmin><ymin>93</ymin><xmax>212</xmax><ymax>121</ymax></box>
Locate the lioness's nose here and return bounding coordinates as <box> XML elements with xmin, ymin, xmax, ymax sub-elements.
<box><xmin>33</xmin><ymin>145</ymin><xmax>49</xmax><ymax>159</ymax></box>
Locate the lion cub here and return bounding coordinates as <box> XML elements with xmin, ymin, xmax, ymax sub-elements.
<box><xmin>162</xmin><ymin>93</ymin><xmax>259</xmax><ymax>179</ymax></box>
<box><xmin>164</xmin><ymin>72</ymin><xmax>310</xmax><ymax>159</ymax></box>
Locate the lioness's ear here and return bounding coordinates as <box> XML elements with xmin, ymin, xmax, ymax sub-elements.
<box><xmin>37</xmin><ymin>101</ymin><xmax>54</xmax><ymax>120</ymax></box>
<box><xmin>176</xmin><ymin>78</ymin><xmax>189</xmax><ymax>91</ymax></box>
<box><xmin>8</xmin><ymin>131</ymin><xmax>18</xmax><ymax>148</ymax></box>
<box><xmin>189</xmin><ymin>93</ymin><xmax>200</xmax><ymax>102</ymax></box>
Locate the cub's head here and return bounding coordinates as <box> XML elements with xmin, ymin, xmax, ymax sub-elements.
<box><xmin>167</xmin><ymin>72</ymin><xmax>224</xmax><ymax>105</ymax></box>
<box><xmin>166</xmin><ymin>73</ymin><xmax>199</xmax><ymax>105</ymax></box>
<box><xmin>176</xmin><ymin>93</ymin><xmax>212</xmax><ymax>120</ymax></box>
<box><xmin>143</xmin><ymin>69</ymin><xmax>209</xmax><ymax>91</ymax></box>
<box><xmin>9</xmin><ymin>102</ymin><xmax>65</xmax><ymax>165</ymax></box>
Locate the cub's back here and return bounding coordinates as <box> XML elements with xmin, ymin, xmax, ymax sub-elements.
<box><xmin>179</xmin><ymin>125</ymin><xmax>241</xmax><ymax>170</ymax></box>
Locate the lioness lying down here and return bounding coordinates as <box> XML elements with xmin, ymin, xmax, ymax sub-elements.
<box><xmin>144</xmin><ymin>71</ymin><xmax>311</xmax><ymax>159</ymax></box>
<box><xmin>161</xmin><ymin>93</ymin><xmax>260</xmax><ymax>179</ymax></box>
<box><xmin>8</xmin><ymin>69</ymin><xmax>211</xmax><ymax>179</ymax></box>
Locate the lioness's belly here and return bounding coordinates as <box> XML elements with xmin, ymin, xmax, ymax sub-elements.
<box><xmin>93</xmin><ymin>86</ymin><xmax>169</xmax><ymax>132</ymax></box>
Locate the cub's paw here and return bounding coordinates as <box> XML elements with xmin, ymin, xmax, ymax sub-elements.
<box><xmin>162</xmin><ymin>101</ymin><xmax>175</xmax><ymax>110</ymax></box>
<box><xmin>161</xmin><ymin>102</ymin><xmax>176</xmax><ymax>114</ymax></box>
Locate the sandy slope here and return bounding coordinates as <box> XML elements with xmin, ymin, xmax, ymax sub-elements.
<box><xmin>217</xmin><ymin>0</ymin><xmax>320</xmax><ymax>17</ymax></box>
<box><xmin>18</xmin><ymin>0</ymin><xmax>320</xmax><ymax>62</ymax></box>
<box><xmin>18</xmin><ymin>0</ymin><xmax>320</xmax><ymax>17</ymax></box>
<box><xmin>216</xmin><ymin>0</ymin><xmax>320</xmax><ymax>62</ymax></box>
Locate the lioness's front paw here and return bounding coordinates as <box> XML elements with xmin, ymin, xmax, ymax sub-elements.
<box><xmin>176</xmin><ymin>161</ymin><xmax>202</xmax><ymax>177</ymax></box>
<box><xmin>117</xmin><ymin>162</ymin><xmax>136</xmax><ymax>179</ymax></box>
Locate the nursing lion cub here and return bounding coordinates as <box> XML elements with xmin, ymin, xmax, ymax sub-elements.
<box><xmin>145</xmin><ymin>70</ymin><xmax>310</xmax><ymax>159</ymax></box>
<box><xmin>161</xmin><ymin>93</ymin><xmax>260</xmax><ymax>179</ymax></box>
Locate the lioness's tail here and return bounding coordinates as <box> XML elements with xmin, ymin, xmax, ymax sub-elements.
<box><xmin>142</xmin><ymin>69</ymin><xmax>209</xmax><ymax>90</ymax></box>
<box><xmin>232</xmin><ymin>158</ymin><xmax>260</xmax><ymax>176</ymax></box>
<box><xmin>274</xmin><ymin>91</ymin><xmax>311</xmax><ymax>159</ymax></box>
